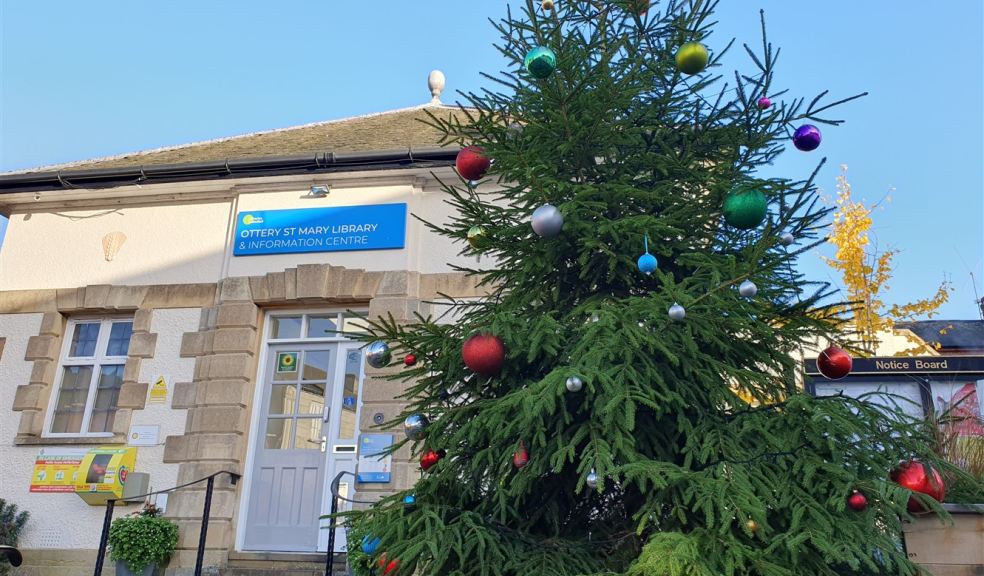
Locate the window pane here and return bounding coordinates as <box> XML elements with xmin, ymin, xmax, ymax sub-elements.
<box><xmin>264</xmin><ymin>419</ymin><xmax>293</xmax><ymax>450</ymax></box>
<box><xmin>271</xmin><ymin>316</ymin><xmax>302</xmax><ymax>339</ymax></box>
<box><xmin>298</xmin><ymin>383</ymin><xmax>325</xmax><ymax>417</ymax></box>
<box><xmin>302</xmin><ymin>350</ymin><xmax>331</xmax><ymax>381</ymax></box>
<box><xmin>306</xmin><ymin>315</ymin><xmax>337</xmax><ymax>338</ymax></box>
<box><xmin>88</xmin><ymin>365</ymin><xmax>123</xmax><ymax>433</ymax></box>
<box><xmin>294</xmin><ymin>417</ymin><xmax>323</xmax><ymax>450</ymax></box>
<box><xmin>337</xmin><ymin>349</ymin><xmax>362</xmax><ymax>440</ymax></box>
<box><xmin>69</xmin><ymin>323</ymin><xmax>100</xmax><ymax>357</ymax></box>
<box><xmin>340</xmin><ymin>314</ymin><xmax>370</xmax><ymax>334</ymax></box>
<box><xmin>51</xmin><ymin>366</ymin><xmax>93</xmax><ymax>433</ymax></box>
<box><xmin>268</xmin><ymin>384</ymin><xmax>296</xmax><ymax>415</ymax></box>
<box><xmin>106</xmin><ymin>322</ymin><xmax>133</xmax><ymax>356</ymax></box>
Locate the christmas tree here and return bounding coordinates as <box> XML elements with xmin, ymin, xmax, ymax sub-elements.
<box><xmin>344</xmin><ymin>1</ymin><xmax>963</xmax><ymax>574</ymax></box>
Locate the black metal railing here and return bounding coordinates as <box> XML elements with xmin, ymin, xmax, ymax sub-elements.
<box><xmin>0</xmin><ymin>545</ymin><xmax>23</xmax><ymax>567</ymax></box>
<box><xmin>93</xmin><ymin>470</ymin><xmax>241</xmax><ymax>576</ymax></box>
<box><xmin>325</xmin><ymin>471</ymin><xmax>376</xmax><ymax>576</ymax></box>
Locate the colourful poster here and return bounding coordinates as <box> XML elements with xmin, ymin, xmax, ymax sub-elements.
<box><xmin>30</xmin><ymin>448</ymin><xmax>88</xmax><ymax>493</ymax></box>
<box><xmin>277</xmin><ymin>352</ymin><xmax>298</xmax><ymax>373</ymax></box>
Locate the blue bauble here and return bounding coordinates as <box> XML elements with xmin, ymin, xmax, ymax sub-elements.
<box><xmin>637</xmin><ymin>253</ymin><xmax>658</xmax><ymax>274</ymax></box>
<box><xmin>361</xmin><ymin>535</ymin><xmax>381</xmax><ymax>555</ymax></box>
<box><xmin>403</xmin><ymin>494</ymin><xmax>417</xmax><ymax>510</ymax></box>
<box><xmin>524</xmin><ymin>46</ymin><xmax>557</xmax><ymax>79</ymax></box>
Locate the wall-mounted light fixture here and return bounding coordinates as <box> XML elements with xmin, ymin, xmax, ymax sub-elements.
<box><xmin>303</xmin><ymin>185</ymin><xmax>330</xmax><ymax>199</ymax></box>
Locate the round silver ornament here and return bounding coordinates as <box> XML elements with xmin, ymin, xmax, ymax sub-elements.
<box><xmin>403</xmin><ymin>413</ymin><xmax>429</xmax><ymax>440</ymax></box>
<box><xmin>738</xmin><ymin>280</ymin><xmax>758</xmax><ymax>298</ymax></box>
<box><xmin>530</xmin><ymin>204</ymin><xmax>564</xmax><ymax>237</ymax></box>
<box><xmin>780</xmin><ymin>232</ymin><xmax>795</xmax><ymax>246</ymax></box>
<box><xmin>365</xmin><ymin>340</ymin><xmax>391</xmax><ymax>368</ymax></box>
<box><xmin>668</xmin><ymin>303</ymin><xmax>686</xmax><ymax>321</ymax></box>
<box><xmin>586</xmin><ymin>470</ymin><xmax>599</xmax><ymax>490</ymax></box>
<box><xmin>565</xmin><ymin>375</ymin><xmax>584</xmax><ymax>393</ymax></box>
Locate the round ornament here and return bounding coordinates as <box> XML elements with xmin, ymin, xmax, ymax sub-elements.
<box><xmin>816</xmin><ymin>346</ymin><xmax>852</xmax><ymax>380</ymax></box>
<box><xmin>378</xmin><ymin>556</ymin><xmax>400</xmax><ymax>576</ymax></box>
<box><xmin>420</xmin><ymin>449</ymin><xmax>446</xmax><ymax>472</ymax></box>
<box><xmin>891</xmin><ymin>460</ymin><xmax>946</xmax><ymax>512</ymax></box>
<box><xmin>365</xmin><ymin>341</ymin><xmax>391</xmax><ymax>369</ymax></box>
<box><xmin>531</xmin><ymin>204</ymin><xmax>564</xmax><ymax>237</ymax></box>
<box><xmin>524</xmin><ymin>46</ymin><xmax>557</xmax><ymax>79</ymax></box>
<box><xmin>467</xmin><ymin>225</ymin><xmax>489</xmax><ymax>249</ymax></box>
<box><xmin>586</xmin><ymin>470</ymin><xmax>599</xmax><ymax>490</ymax></box>
<box><xmin>745</xmin><ymin>519</ymin><xmax>759</xmax><ymax>533</ymax></box>
<box><xmin>403</xmin><ymin>414</ymin><xmax>429</xmax><ymax>441</ymax></box>
<box><xmin>668</xmin><ymin>303</ymin><xmax>686</xmax><ymax>321</ymax></box>
<box><xmin>637</xmin><ymin>233</ymin><xmax>657</xmax><ymax>274</ymax></box>
<box><xmin>757</xmin><ymin>97</ymin><xmax>772</xmax><ymax>110</ymax></box>
<box><xmin>403</xmin><ymin>354</ymin><xmax>417</xmax><ymax>367</ymax></box>
<box><xmin>780</xmin><ymin>232</ymin><xmax>795</xmax><ymax>246</ymax></box>
<box><xmin>462</xmin><ymin>333</ymin><xmax>506</xmax><ymax>376</ymax></box>
<box><xmin>541</xmin><ymin>0</ymin><xmax>554</xmax><ymax>9</ymax></box>
<box><xmin>456</xmin><ymin>146</ymin><xmax>491</xmax><ymax>181</ymax></box>
<box><xmin>565</xmin><ymin>375</ymin><xmax>584</xmax><ymax>393</ymax></box>
<box><xmin>792</xmin><ymin>124</ymin><xmax>822</xmax><ymax>152</ymax></box>
<box><xmin>675</xmin><ymin>42</ymin><xmax>709</xmax><ymax>75</ymax></box>
<box><xmin>403</xmin><ymin>493</ymin><xmax>417</xmax><ymax>510</ymax></box>
<box><xmin>361</xmin><ymin>535</ymin><xmax>381</xmax><ymax>555</ymax></box>
<box><xmin>723</xmin><ymin>188</ymin><xmax>768</xmax><ymax>230</ymax></box>
<box><xmin>513</xmin><ymin>443</ymin><xmax>529</xmax><ymax>469</ymax></box>
<box><xmin>847</xmin><ymin>491</ymin><xmax>868</xmax><ymax>511</ymax></box>
<box><xmin>738</xmin><ymin>279</ymin><xmax>758</xmax><ymax>298</ymax></box>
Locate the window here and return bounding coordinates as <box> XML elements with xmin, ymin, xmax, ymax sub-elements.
<box><xmin>47</xmin><ymin>318</ymin><xmax>133</xmax><ymax>436</ymax></box>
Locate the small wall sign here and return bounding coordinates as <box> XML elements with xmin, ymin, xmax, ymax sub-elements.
<box><xmin>149</xmin><ymin>376</ymin><xmax>169</xmax><ymax>404</ymax></box>
<box><xmin>357</xmin><ymin>434</ymin><xmax>393</xmax><ymax>483</ymax></box>
<box><xmin>277</xmin><ymin>352</ymin><xmax>298</xmax><ymax>373</ymax></box>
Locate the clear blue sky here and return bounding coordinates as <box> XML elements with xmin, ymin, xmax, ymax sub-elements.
<box><xmin>1</xmin><ymin>1</ymin><xmax>981</xmax><ymax>319</ymax></box>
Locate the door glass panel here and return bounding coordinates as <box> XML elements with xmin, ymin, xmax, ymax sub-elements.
<box><xmin>302</xmin><ymin>350</ymin><xmax>331</xmax><ymax>381</ymax></box>
<box><xmin>340</xmin><ymin>314</ymin><xmax>370</xmax><ymax>334</ymax></box>
<box><xmin>264</xmin><ymin>419</ymin><xmax>293</xmax><ymax>449</ymax></box>
<box><xmin>51</xmin><ymin>365</ymin><xmax>94</xmax><ymax>433</ymax></box>
<box><xmin>268</xmin><ymin>384</ymin><xmax>297</xmax><ymax>415</ymax></box>
<box><xmin>298</xmin><ymin>383</ymin><xmax>325</xmax><ymax>416</ymax></box>
<box><xmin>337</xmin><ymin>349</ymin><xmax>362</xmax><ymax>440</ymax></box>
<box><xmin>69</xmin><ymin>323</ymin><xmax>100</xmax><ymax>357</ymax></box>
<box><xmin>306</xmin><ymin>315</ymin><xmax>337</xmax><ymax>338</ymax></box>
<box><xmin>271</xmin><ymin>316</ymin><xmax>302</xmax><ymax>339</ymax></box>
<box><xmin>294</xmin><ymin>417</ymin><xmax>323</xmax><ymax>450</ymax></box>
<box><xmin>105</xmin><ymin>322</ymin><xmax>133</xmax><ymax>356</ymax></box>
<box><xmin>88</xmin><ymin>365</ymin><xmax>124</xmax><ymax>433</ymax></box>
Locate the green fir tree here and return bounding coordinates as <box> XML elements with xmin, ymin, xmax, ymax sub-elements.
<box><xmin>342</xmin><ymin>1</ymin><xmax>966</xmax><ymax>574</ymax></box>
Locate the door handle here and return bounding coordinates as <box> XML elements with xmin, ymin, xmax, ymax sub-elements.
<box><xmin>320</xmin><ymin>436</ymin><xmax>327</xmax><ymax>453</ymax></box>
<box><xmin>322</xmin><ymin>406</ymin><xmax>331</xmax><ymax>423</ymax></box>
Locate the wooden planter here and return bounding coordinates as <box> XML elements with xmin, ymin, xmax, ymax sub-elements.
<box><xmin>903</xmin><ymin>504</ymin><xmax>984</xmax><ymax>575</ymax></box>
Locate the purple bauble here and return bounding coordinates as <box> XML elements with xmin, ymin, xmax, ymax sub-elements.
<box><xmin>793</xmin><ymin>124</ymin><xmax>822</xmax><ymax>151</ymax></box>
<box><xmin>757</xmin><ymin>97</ymin><xmax>772</xmax><ymax>110</ymax></box>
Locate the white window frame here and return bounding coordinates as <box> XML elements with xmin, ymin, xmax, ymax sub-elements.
<box><xmin>42</xmin><ymin>317</ymin><xmax>133</xmax><ymax>439</ymax></box>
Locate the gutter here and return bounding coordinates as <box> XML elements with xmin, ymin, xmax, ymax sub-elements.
<box><xmin>0</xmin><ymin>147</ymin><xmax>459</xmax><ymax>194</ymax></box>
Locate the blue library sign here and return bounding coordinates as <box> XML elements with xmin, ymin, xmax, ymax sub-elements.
<box><xmin>233</xmin><ymin>203</ymin><xmax>407</xmax><ymax>256</ymax></box>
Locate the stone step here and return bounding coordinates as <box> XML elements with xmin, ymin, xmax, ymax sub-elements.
<box><xmin>221</xmin><ymin>551</ymin><xmax>348</xmax><ymax>576</ymax></box>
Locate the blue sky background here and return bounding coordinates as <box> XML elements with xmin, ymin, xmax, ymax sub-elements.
<box><xmin>1</xmin><ymin>1</ymin><xmax>981</xmax><ymax>319</ymax></box>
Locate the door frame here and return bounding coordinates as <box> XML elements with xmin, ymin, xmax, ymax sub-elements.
<box><xmin>235</xmin><ymin>307</ymin><xmax>367</xmax><ymax>553</ymax></box>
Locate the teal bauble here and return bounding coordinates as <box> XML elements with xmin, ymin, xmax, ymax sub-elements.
<box><xmin>524</xmin><ymin>46</ymin><xmax>557</xmax><ymax>79</ymax></box>
<box><xmin>722</xmin><ymin>189</ymin><xmax>768</xmax><ymax>230</ymax></box>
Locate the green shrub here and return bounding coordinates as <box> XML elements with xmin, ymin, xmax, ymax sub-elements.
<box><xmin>0</xmin><ymin>498</ymin><xmax>29</xmax><ymax>576</ymax></box>
<box><xmin>108</xmin><ymin>505</ymin><xmax>178</xmax><ymax>573</ymax></box>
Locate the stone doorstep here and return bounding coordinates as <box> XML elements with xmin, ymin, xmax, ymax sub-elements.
<box><xmin>223</xmin><ymin>551</ymin><xmax>348</xmax><ymax>575</ymax></box>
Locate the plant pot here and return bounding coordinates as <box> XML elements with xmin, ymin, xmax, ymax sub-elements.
<box><xmin>115</xmin><ymin>562</ymin><xmax>157</xmax><ymax>576</ymax></box>
<box><xmin>903</xmin><ymin>503</ymin><xmax>984</xmax><ymax>575</ymax></box>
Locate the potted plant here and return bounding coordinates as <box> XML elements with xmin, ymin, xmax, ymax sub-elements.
<box><xmin>0</xmin><ymin>499</ymin><xmax>29</xmax><ymax>576</ymax></box>
<box><xmin>107</xmin><ymin>503</ymin><xmax>178</xmax><ymax>576</ymax></box>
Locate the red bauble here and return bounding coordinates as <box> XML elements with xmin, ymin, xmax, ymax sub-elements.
<box><xmin>462</xmin><ymin>333</ymin><xmax>506</xmax><ymax>376</ymax></box>
<box><xmin>513</xmin><ymin>443</ymin><xmax>529</xmax><ymax>469</ymax></box>
<box><xmin>455</xmin><ymin>146</ymin><xmax>491</xmax><ymax>181</ymax></box>
<box><xmin>847</xmin><ymin>491</ymin><xmax>868</xmax><ymax>511</ymax></box>
<box><xmin>378</xmin><ymin>555</ymin><xmax>399</xmax><ymax>575</ymax></box>
<box><xmin>817</xmin><ymin>346</ymin><xmax>853</xmax><ymax>380</ymax></box>
<box><xmin>403</xmin><ymin>354</ymin><xmax>417</xmax><ymax>366</ymax></box>
<box><xmin>420</xmin><ymin>449</ymin><xmax>445</xmax><ymax>472</ymax></box>
<box><xmin>891</xmin><ymin>460</ymin><xmax>946</xmax><ymax>512</ymax></box>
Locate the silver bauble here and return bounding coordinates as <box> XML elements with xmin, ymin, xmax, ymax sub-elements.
<box><xmin>365</xmin><ymin>340</ymin><xmax>391</xmax><ymax>368</ymax></box>
<box><xmin>403</xmin><ymin>413</ymin><xmax>429</xmax><ymax>440</ymax></box>
<box><xmin>738</xmin><ymin>280</ymin><xmax>758</xmax><ymax>298</ymax></box>
<box><xmin>565</xmin><ymin>375</ymin><xmax>584</xmax><ymax>393</ymax></box>
<box><xmin>780</xmin><ymin>232</ymin><xmax>795</xmax><ymax>246</ymax></box>
<box><xmin>530</xmin><ymin>204</ymin><xmax>564</xmax><ymax>237</ymax></box>
<box><xmin>586</xmin><ymin>470</ymin><xmax>599</xmax><ymax>490</ymax></box>
<box><xmin>668</xmin><ymin>303</ymin><xmax>686</xmax><ymax>321</ymax></box>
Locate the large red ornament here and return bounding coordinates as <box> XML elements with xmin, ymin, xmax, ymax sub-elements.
<box><xmin>891</xmin><ymin>460</ymin><xmax>946</xmax><ymax>512</ymax></box>
<box><xmin>847</xmin><ymin>491</ymin><xmax>868</xmax><ymax>511</ymax></box>
<box><xmin>513</xmin><ymin>443</ymin><xmax>529</xmax><ymax>469</ymax></box>
<box><xmin>403</xmin><ymin>354</ymin><xmax>417</xmax><ymax>366</ymax></box>
<box><xmin>462</xmin><ymin>333</ymin><xmax>506</xmax><ymax>376</ymax></box>
<box><xmin>455</xmin><ymin>146</ymin><xmax>491</xmax><ymax>181</ymax></box>
<box><xmin>817</xmin><ymin>346</ymin><xmax>853</xmax><ymax>380</ymax></box>
<box><xmin>378</xmin><ymin>554</ymin><xmax>400</xmax><ymax>575</ymax></box>
<box><xmin>420</xmin><ymin>449</ymin><xmax>446</xmax><ymax>472</ymax></box>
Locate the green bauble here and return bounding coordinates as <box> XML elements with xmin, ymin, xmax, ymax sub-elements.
<box><xmin>723</xmin><ymin>189</ymin><xmax>768</xmax><ymax>229</ymax></box>
<box><xmin>675</xmin><ymin>42</ymin><xmax>709</xmax><ymax>75</ymax></box>
<box><xmin>467</xmin><ymin>225</ymin><xmax>489</xmax><ymax>249</ymax></box>
<box><xmin>524</xmin><ymin>46</ymin><xmax>557</xmax><ymax>79</ymax></box>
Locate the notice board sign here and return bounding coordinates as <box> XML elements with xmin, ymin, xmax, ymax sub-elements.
<box><xmin>233</xmin><ymin>204</ymin><xmax>407</xmax><ymax>256</ymax></box>
<box><xmin>30</xmin><ymin>448</ymin><xmax>88</xmax><ymax>493</ymax></box>
<box><xmin>357</xmin><ymin>434</ymin><xmax>393</xmax><ymax>483</ymax></box>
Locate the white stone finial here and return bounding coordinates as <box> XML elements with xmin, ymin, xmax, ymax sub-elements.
<box><xmin>428</xmin><ymin>70</ymin><xmax>446</xmax><ymax>104</ymax></box>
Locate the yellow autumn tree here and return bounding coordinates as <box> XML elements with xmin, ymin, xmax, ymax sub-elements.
<box><xmin>823</xmin><ymin>165</ymin><xmax>951</xmax><ymax>355</ymax></box>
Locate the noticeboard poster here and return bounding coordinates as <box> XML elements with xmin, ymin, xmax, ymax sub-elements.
<box><xmin>357</xmin><ymin>434</ymin><xmax>393</xmax><ymax>483</ymax></box>
<box><xmin>30</xmin><ymin>448</ymin><xmax>88</xmax><ymax>493</ymax></box>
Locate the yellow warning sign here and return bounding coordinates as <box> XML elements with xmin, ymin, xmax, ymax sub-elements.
<box><xmin>149</xmin><ymin>376</ymin><xmax>168</xmax><ymax>404</ymax></box>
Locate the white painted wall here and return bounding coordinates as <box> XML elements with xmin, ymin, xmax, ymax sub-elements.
<box><xmin>0</xmin><ymin>308</ymin><xmax>196</xmax><ymax>550</ymax></box>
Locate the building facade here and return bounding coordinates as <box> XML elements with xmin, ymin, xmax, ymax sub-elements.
<box><xmin>0</xmin><ymin>84</ymin><xmax>487</xmax><ymax>573</ymax></box>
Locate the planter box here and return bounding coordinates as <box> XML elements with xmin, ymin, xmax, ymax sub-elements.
<box><xmin>904</xmin><ymin>504</ymin><xmax>984</xmax><ymax>576</ymax></box>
